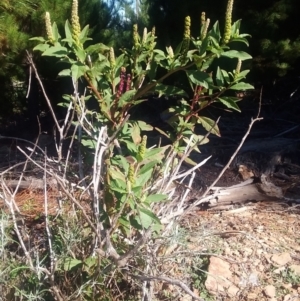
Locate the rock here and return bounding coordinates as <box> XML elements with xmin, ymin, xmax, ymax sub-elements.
<box><xmin>290</xmin><ymin>265</ymin><xmax>300</xmax><ymax>276</ymax></box>
<box><xmin>283</xmin><ymin>294</ymin><xmax>291</xmax><ymax>301</ymax></box>
<box><xmin>205</xmin><ymin>256</ymin><xmax>239</xmax><ymax>297</ymax></box>
<box><xmin>271</xmin><ymin>253</ymin><xmax>292</xmax><ymax>266</ymax></box>
<box><xmin>247</xmin><ymin>292</ymin><xmax>258</xmax><ymax>299</ymax></box>
<box><xmin>273</xmin><ymin>266</ymin><xmax>286</xmax><ymax>274</ymax></box>
<box><xmin>180</xmin><ymin>294</ymin><xmax>193</xmax><ymax>301</ymax></box>
<box><xmin>264</xmin><ymin>285</ymin><xmax>276</xmax><ymax>298</ymax></box>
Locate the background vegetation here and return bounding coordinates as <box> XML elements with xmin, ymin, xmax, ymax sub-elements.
<box><xmin>1</xmin><ymin>0</ymin><xmax>300</xmax><ymax>123</ymax></box>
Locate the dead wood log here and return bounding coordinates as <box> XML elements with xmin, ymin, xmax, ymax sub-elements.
<box><xmin>207</xmin><ymin>183</ymin><xmax>281</xmax><ymax>209</ymax></box>
<box><xmin>4</xmin><ymin>178</ymin><xmax>57</xmax><ymax>190</ymax></box>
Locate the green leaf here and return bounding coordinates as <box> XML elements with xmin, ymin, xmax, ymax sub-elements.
<box><xmin>138</xmin><ymin>161</ymin><xmax>157</xmax><ymax>176</ymax></box>
<box><xmin>71</xmin><ymin>63</ymin><xmax>88</xmax><ymax>81</ymax></box>
<box><xmin>29</xmin><ymin>37</ymin><xmax>46</xmax><ymax>42</ymax></box>
<box><xmin>52</xmin><ymin>22</ymin><xmax>60</xmax><ymax>42</ymax></box>
<box><xmin>120</xmin><ymin>139</ymin><xmax>138</xmax><ymax>153</ymax></box>
<box><xmin>230</xmin><ymin>37</ymin><xmax>249</xmax><ymax>46</ymax></box>
<box><xmin>218</xmin><ymin>97</ymin><xmax>241</xmax><ymax>112</ymax></box>
<box><xmin>139</xmin><ymin>207</ymin><xmax>161</xmax><ymax>228</ymax></box>
<box><xmin>146</xmin><ymin>194</ymin><xmax>167</xmax><ymax>203</ymax></box>
<box><xmin>235</xmin><ymin>69</ymin><xmax>250</xmax><ymax>81</ymax></box>
<box><xmin>63</xmin><ymin>258</ymin><xmax>82</xmax><ymax>271</ymax></box>
<box><xmin>230</xmin><ymin>82</ymin><xmax>254</xmax><ymax>90</ymax></box>
<box><xmin>57</xmin><ymin>102</ymin><xmax>69</xmax><ymax>108</ymax></box>
<box><xmin>231</xmin><ymin>20</ymin><xmax>242</xmax><ymax>36</ymax></box>
<box><xmin>83</xmin><ymin>256</ymin><xmax>97</xmax><ymax>269</ymax></box>
<box><xmin>194</xmin><ymin>134</ymin><xmax>209</xmax><ymax>145</ymax></box>
<box><xmin>64</xmin><ymin>20</ymin><xmax>72</xmax><ymax>42</ymax></box>
<box><xmin>200</xmin><ymin>56</ymin><xmax>215</xmax><ymax>71</ymax></box>
<box><xmin>221</xmin><ymin>50</ymin><xmax>252</xmax><ymax>61</ymax></box>
<box><xmin>131</xmin><ymin>123</ymin><xmax>141</xmax><ymax>144</ymax></box>
<box><xmin>110</xmin><ymin>180</ymin><xmax>127</xmax><ymax>193</ymax></box>
<box><xmin>153</xmin><ymin>49</ymin><xmax>167</xmax><ymax>61</ymax></box>
<box><xmin>33</xmin><ymin>44</ymin><xmax>50</xmax><ymax>52</ymax></box>
<box><xmin>115</xmin><ymin>54</ymin><xmax>125</xmax><ymax>70</ymax></box>
<box><xmin>86</xmin><ymin>43</ymin><xmax>110</xmax><ymax>55</ymax></box>
<box><xmin>119</xmin><ymin>90</ymin><xmax>136</xmax><ymax>106</ymax></box>
<box><xmin>154</xmin><ymin>126</ymin><xmax>169</xmax><ymax>138</ymax></box>
<box><xmin>197</xmin><ymin>116</ymin><xmax>220</xmax><ymax>136</ymax></box>
<box><xmin>80</xmin><ymin>138</ymin><xmax>96</xmax><ymax>149</ymax></box>
<box><xmin>113</xmin><ymin>155</ymin><xmax>130</xmax><ymax>173</ymax></box>
<box><xmin>109</xmin><ymin>166</ymin><xmax>126</xmax><ymax>182</ymax></box>
<box><xmin>119</xmin><ymin>216</ymin><xmax>131</xmax><ymax>235</ymax></box>
<box><xmin>209</xmin><ymin>21</ymin><xmax>221</xmax><ymax>42</ymax></box>
<box><xmin>148</xmin><ymin>60</ymin><xmax>158</xmax><ymax>81</ymax></box>
<box><xmin>215</xmin><ymin>67</ymin><xmax>224</xmax><ymax>86</ymax></box>
<box><xmin>79</xmin><ymin>25</ymin><xmax>90</xmax><ymax>42</ymax></box>
<box><xmin>220</xmin><ymin>69</ymin><xmax>230</xmax><ymax>84</ymax></box>
<box><xmin>137</xmin><ymin>120</ymin><xmax>153</xmax><ymax>131</ymax></box>
<box><xmin>42</xmin><ymin>45</ymin><xmax>68</xmax><ymax>57</ymax></box>
<box><xmin>135</xmin><ymin>169</ymin><xmax>152</xmax><ymax>187</ymax></box>
<box><xmin>143</xmin><ymin>147</ymin><xmax>167</xmax><ymax>163</ymax></box>
<box><xmin>58</xmin><ymin>69</ymin><xmax>71</xmax><ymax>77</ymax></box>
<box><xmin>155</xmin><ymin>84</ymin><xmax>188</xmax><ymax>98</ymax></box>
<box><xmin>198</xmin><ymin>36</ymin><xmax>209</xmax><ymax>56</ymax></box>
<box><xmin>178</xmin><ymin>153</ymin><xmax>198</xmax><ymax>166</ymax></box>
<box><xmin>186</xmin><ymin>70</ymin><xmax>211</xmax><ymax>88</ymax></box>
<box><xmin>74</xmin><ymin>46</ymin><xmax>86</xmax><ymax>62</ymax></box>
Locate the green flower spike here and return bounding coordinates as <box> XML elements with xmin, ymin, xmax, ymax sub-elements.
<box><xmin>234</xmin><ymin>58</ymin><xmax>242</xmax><ymax>80</ymax></box>
<box><xmin>201</xmin><ymin>18</ymin><xmax>210</xmax><ymax>40</ymax></box>
<box><xmin>150</xmin><ymin>26</ymin><xmax>156</xmax><ymax>50</ymax></box>
<box><xmin>223</xmin><ymin>0</ymin><xmax>234</xmax><ymax>44</ymax></box>
<box><xmin>128</xmin><ymin>164</ymin><xmax>135</xmax><ymax>184</ymax></box>
<box><xmin>45</xmin><ymin>12</ymin><xmax>54</xmax><ymax>44</ymax></box>
<box><xmin>181</xmin><ymin>16</ymin><xmax>191</xmax><ymax>58</ymax></box>
<box><xmin>201</xmin><ymin>12</ymin><xmax>206</xmax><ymax>26</ymax></box>
<box><xmin>142</xmin><ymin>27</ymin><xmax>147</xmax><ymax>44</ymax></box>
<box><xmin>151</xmin><ymin>26</ymin><xmax>156</xmax><ymax>37</ymax></box>
<box><xmin>167</xmin><ymin>46</ymin><xmax>174</xmax><ymax>59</ymax></box>
<box><xmin>109</xmin><ymin>47</ymin><xmax>115</xmax><ymax>68</ymax></box>
<box><xmin>133</xmin><ymin>24</ymin><xmax>139</xmax><ymax>49</ymax></box>
<box><xmin>71</xmin><ymin>0</ymin><xmax>81</xmax><ymax>47</ymax></box>
<box><xmin>137</xmin><ymin>135</ymin><xmax>147</xmax><ymax>162</ymax></box>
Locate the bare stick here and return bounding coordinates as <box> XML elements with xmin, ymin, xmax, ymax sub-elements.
<box><xmin>26</xmin><ymin>51</ymin><xmax>61</xmax><ymax>135</ymax></box>
<box><xmin>26</xmin><ymin>65</ymin><xmax>32</xmax><ymax>99</ymax></box>
<box><xmin>133</xmin><ymin>274</ymin><xmax>205</xmax><ymax>301</ymax></box>
<box><xmin>43</xmin><ymin>151</ymin><xmax>55</xmax><ymax>283</ymax></box>
<box><xmin>26</xmin><ymin>51</ymin><xmax>73</xmax><ymax>160</ymax></box>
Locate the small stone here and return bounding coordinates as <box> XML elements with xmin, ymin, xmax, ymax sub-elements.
<box><xmin>256</xmin><ymin>249</ymin><xmax>263</xmax><ymax>256</ymax></box>
<box><xmin>282</xmin><ymin>283</ymin><xmax>292</xmax><ymax>290</ymax></box>
<box><xmin>258</xmin><ymin>264</ymin><xmax>265</xmax><ymax>272</ymax></box>
<box><xmin>243</xmin><ymin>247</ymin><xmax>253</xmax><ymax>256</ymax></box>
<box><xmin>224</xmin><ymin>247</ymin><xmax>231</xmax><ymax>255</ymax></box>
<box><xmin>205</xmin><ymin>256</ymin><xmax>239</xmax><ymax>297</ymax></box>
<box><xmin>290</xmin><ymin>265</ymin><xmax>300</xmax><ymax>276</ymax></box>
<box><xmin>264</xmin><ymin>285</ymin><xmax>276</xmax><ymax>298</ymax></box>
<box><xmin>180</xmin><ymin>294</ymin><xmax>192</xmax><ymax>301</ymax></box>
<box><xmin>283</xmin><ymin>294</ymin><xmax>291</xmax><ymax>301</ymax></box>
<box><xmin>247</xmin><ymin>293</ymin><xmax>258</xmax><ymax>299</ymax></box>
<box><xmin>271</xmin><ymin>252</ymin><xmax>292</xmax><ymax>266</ymax></box>
<box><xmin>273</xmin><ymin>266</ymin><xmax>286</xmax><ymax>274</ymax></box>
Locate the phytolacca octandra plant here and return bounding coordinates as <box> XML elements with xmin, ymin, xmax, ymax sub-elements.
<box><xmin>30</xmin><ymin>0</ymin><xmax>254</xmax><ymax>241</ymax></box>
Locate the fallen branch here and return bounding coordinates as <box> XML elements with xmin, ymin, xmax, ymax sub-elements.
<box><xmin>133</xmin><ymin>273</ymin><xmax>205</xmax><ymax>301</ymax></box>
